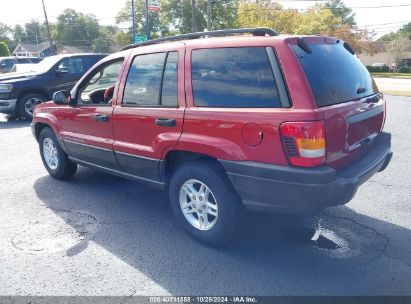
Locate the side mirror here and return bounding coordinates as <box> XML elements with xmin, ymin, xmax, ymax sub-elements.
<box><xmin>55</xmin><ymin>67</ymin><xmax>69</xmax><ymax>75</ymax></box>
<box><xmin>52</xmin><ymin>90</ymin><xmax>71</xmax><ymax>105</ymax></box>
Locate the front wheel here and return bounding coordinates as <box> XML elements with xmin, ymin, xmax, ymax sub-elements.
<box><xmin>169</xmin><ymin>160</ymin><xmax>244</xmax><ymax>246</ymax></box>
<box><xmin>39</xmin><ymin>127</ymin><xmax>77</xmax><ymax>180</ymax></box>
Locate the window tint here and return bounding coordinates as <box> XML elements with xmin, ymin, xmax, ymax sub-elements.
<box><xmin>30</xmin><ymin>58</ymin><xmax>42</xmax><ymax>63</ymax></box>
<box><xmin>1</xmin><ymin>59</ymin><xmax>15</xmax><ymax>68</ymax></box>
<box><xmin>79</xmin><ymin>59</ymin><xmax>123</xmax><ymax>105</ymax></box>
<box><xmin>123</xmin><ymin>53</ymin><xmax>166</xmax><ymax>106</ymax></box>
<box><xmin>191</xmin><ymin>47</ymin><xmax>281</xmax><ymax>108</ymax></box>
<box><xmin>123</xmin><ymin>52</ymin><xmax>179</xmax><ymax>107</ymax></box>
<box><xmin>17</xmin><ymin>58</ymin><xmax>30</xmax><ymax>63</ymax></box>
<box><xmin>292</xmin><ymin>43</ymin><xmax>377</xmax><ymax>107</ymax></box>
<box><xmin>161</xmin><ymin>52</ymin><xmax>178</xmax><ymax>107</ymax></box>
<box><xmin>58</xmin><ymin>57</ymin><xmax>84</xmax><ymax>74</ymax></box>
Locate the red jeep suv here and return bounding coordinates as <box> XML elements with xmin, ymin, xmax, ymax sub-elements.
<box><xmin>32</xmin><ymin>28</ymin><xmax>392</xmax><ymax>245</ymax></box>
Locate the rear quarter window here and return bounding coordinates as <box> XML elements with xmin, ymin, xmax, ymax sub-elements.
<box><xmin>191</xmin><ymin>47</ymin><xmax>285</xmax><ymax>108</ymax></box>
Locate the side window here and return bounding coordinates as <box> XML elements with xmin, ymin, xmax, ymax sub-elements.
<box><xmin>123</xmin><ymin>51</ymin><xmax>179</xmax><ymax>107</ymax></box>
<box><xmin>78</xmin><ymin>59</ymin><xmax>124</xmax><ymax>105</ymax></box>
<box><xmin>161</xmin><ymin>52</ymin><xmax>178</xmax><ymax>107</ymax></box>
<box><xmin>3</xmin><ymin>59</ymin><xmax>15</xmax><ymax>68</ymax></box>
<box><xmin>191</xmin><ymin>47</ymin><xmax>282</xmax><ymax>108</ymax></box>
<box><xmin>58</xmin><ymin>57</ymin><xmax>84</xmax><ymax>74</ymax></box>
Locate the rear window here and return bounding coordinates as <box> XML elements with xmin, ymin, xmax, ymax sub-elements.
<box><xmin>191</xmin><ymin>47</ymin><xmax>282</xmax><ymax>108</ymax></box>
<box><xmin>292</xmin><ymin>43</ymin><xmax>377</xmax><ymax>107</ymax></box>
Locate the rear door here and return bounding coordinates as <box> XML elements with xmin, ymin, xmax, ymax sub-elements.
<box><xmin>292</xmin><ymin>38</ymin><xmax>385</xmax><ymax>169</ymax></box>
<box><xmin>112</xmin><ymin>43</ymin><xmax>185</xmax><ymax>184</ymax></box>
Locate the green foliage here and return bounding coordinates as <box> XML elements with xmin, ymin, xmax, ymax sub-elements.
<box><xmin>116</xmin><ymin>0</ymin><xmax>238</xmax><ymax>37</ymax></box>
<box><xmin>92</xmin><ymin>36</ymin><xmax>109</xmax><ymax>53</ymax></box>
<box><xmin>325</xmin><ymin>0</ymin><xmax>356</xmax><ymax>26</ymax></box>
<box><xmin>398</xmin><ymin>66</ymin><xmax>410</xmax><ymax>73</ymax></box>
<box><xmin>0</xmin><ymin>41</ymin><xmax>10</xmax><ymax>56</ymax></box>
<box><xmin>366</xmin><ymin>65</ymin><xmax>389</xmax><ymax>73</ymax></box>
<box><xmin>55</xmin><ymin>9</ymin><xmax>100</xmax><ymax>46</ymax></box>
<box><xmin>380</xmin><ymin>22</ymin><xmax>411</xmax><ymax>41</ymax></box>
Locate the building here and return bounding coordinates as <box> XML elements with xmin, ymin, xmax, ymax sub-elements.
<box><xmin>358</xmin><ymin>40</ymin><xmax>411</xmax><ymax>66</ymax></box>
<box><xmin>12</xmin><ymin>42</ymin><xmax>56</xmax><ymax>58</ymax></box>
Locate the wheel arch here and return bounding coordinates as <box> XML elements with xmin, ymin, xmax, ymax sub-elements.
<box><xmin>17</xmin><ymin>88</ymin><xmax>51</xmax><ymax>102</ymax></box>
<box><xmin>161</xmin><ymin>150</ymin><xmax>227</xmax><ymax>184</ymax></box>
<box><xmin>33</xmin><ymin>115</ymin><xmax>61</xmax><ymax>142</ymax></box>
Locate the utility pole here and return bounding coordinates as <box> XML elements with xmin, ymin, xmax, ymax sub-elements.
<box><xmin>145</xmin><ymin>0</ymin><xmax>150</xmax><ymax>40</ymax></box>
<box><xmin>191</xmin><ymin>0</ymin><xmax>197</xmax><ymax>32</ymax></box>
<box><xmin>41</xmin><ymin>0</ymin><xmax>54</xmax><ymax>56</ymax></box>
<box><xmin>207</xmin><ymin>0</ymin><xmax>211</xmax><ymax>31</ymax></box>
<box><xmin>132</xmin><ymin>0</ymin><xmax>135</xmax><ymax>43</ymax></box>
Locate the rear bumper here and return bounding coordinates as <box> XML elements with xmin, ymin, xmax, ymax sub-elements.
<box><xmin>0</xmin><ymin>99</ymin><xmax>17</xmax><ymax>114</ymax></box>
<box><xmin>219</xmin><ymin>132</ymin><xmax>392</xmax><ymax>214</ymax></box>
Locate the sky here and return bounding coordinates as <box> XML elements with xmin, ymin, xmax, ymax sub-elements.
<box><xmin>2</xmin><ymin>0</ymin><xmax>411</xmax><ymax>38</ymax></box>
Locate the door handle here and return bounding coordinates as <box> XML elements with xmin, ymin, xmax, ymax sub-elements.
<box><xmin>93</xmin><ymin>114</ymin><xmax>109</xmax><ymax>122</ymax></box>
<box><xmin>155</xmin><ymin>118</ymin><xmax>176</xmax><ymax>127</ymax></box>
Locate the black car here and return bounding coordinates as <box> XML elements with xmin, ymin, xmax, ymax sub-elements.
<box><xmin>0</xmin><ymin>54</ymin><xmax>107</xmax><ymax>119</ymax></box>
<box><xmin>0</xmin><ymin>56</ymin><xmax>43</xmax><ymax>74</ymax></box>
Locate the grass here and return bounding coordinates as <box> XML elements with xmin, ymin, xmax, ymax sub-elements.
<box><xmin>371</xmin><ymin>73</ymin><xmax>411</xmax><ymax>79</ymax></box>
<box><xmin>381</xmin><ymin>90</ymin><xmax>411</xmax><ymax>97</ymax></box>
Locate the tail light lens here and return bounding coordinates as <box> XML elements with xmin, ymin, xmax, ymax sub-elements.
<box><xmin>280</xmin><ymin>121</ymin><xmax>326</xmax><ymax>167</ymax></box>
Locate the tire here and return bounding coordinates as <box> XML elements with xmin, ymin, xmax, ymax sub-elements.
<box><xmin>169</xmin><ymin>159</ymin><xmax>244</xmax><ymax>246</ymax></box>
<box><xmin>39</xmin><ymin>127</ymin><xmax>77</xmax><ymax>180</ymax></box>
<box><xmin>18</xmin><ymin>93</ymin><xmax>46</xmax><ymax>119</ymax></box>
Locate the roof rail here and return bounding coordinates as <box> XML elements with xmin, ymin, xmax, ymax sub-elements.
<box><xmin>121</xmin><ymin>28</ymin><xmax>278</xmax><ymax>51</ymax></box>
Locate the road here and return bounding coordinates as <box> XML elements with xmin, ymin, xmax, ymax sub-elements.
<box><xmin>374</xmin><ymin>77</ymin><xmax>411</xmax><ymax>93</ymax></box>
<box><xmin>0</xmin><ymin>95</ymin><xmax>410</xmax><ymax>296</ymax></box>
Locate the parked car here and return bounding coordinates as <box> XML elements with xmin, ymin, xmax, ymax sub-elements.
<box><xmin>0</xmin><ymin>53</ymin><xmax>107</xmax><ymax>119</ymax></box>
<box><xmin>390</xmin><ymin>60</ymin><xmax>409</xmax><ymax>72</ymax></box>
<box><xmin>0</xmin><ymin>56</ymin><xmax>42</xmax><ymax>74</ymax></box>
<box><xmin>32</xmin><ymin>29</ymin><xmax>392</xmax><ymax>245</ymax></box>
<box><xmin>371</xmin><ymin>62</ymin><xmax>385</xmax><ymax>67</ymax></box>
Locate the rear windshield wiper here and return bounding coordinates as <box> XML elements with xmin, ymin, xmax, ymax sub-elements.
<box><xmin>357</xmin><ymin>87</ymin><xmax>366</xmax><ymax>94</ymax></box>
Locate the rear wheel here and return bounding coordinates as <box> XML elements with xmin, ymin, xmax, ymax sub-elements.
<box><xmin>169</xmin><ymin>160</ymin><xmax>244</xmax><ymax>246</ymax></box>
<box><xmin>18</xmin><ymin>93</ymin><xmax>46</xmax><ymax>119</ymax></box>
<box><xmin>39</xmin><ymin>127</ymin><xmax>77</xmax><ymax>180</ymax></box>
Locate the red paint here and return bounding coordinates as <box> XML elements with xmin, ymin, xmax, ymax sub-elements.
<box><xmin>33</xmin><ymin>34</ymin><xmax>385</xmax><ymax>169</ymax></box>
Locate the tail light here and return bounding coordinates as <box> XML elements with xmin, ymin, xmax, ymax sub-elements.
<box><xmin>280</xmin><ymin>121</ymin><xmax>326</xmax><ymax>167</ymax></box>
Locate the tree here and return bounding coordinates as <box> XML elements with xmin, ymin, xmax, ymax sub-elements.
<box><xmin>325</xmin><ymin>0</ymin><xmax>356</xmax><ymax>26</ymax></box>
<box><xmin>93</xmin><ymin>36</ymin><xmax>109</xmax><ymax>53</ymax></box>
<box><xmin>237</xmin><ymin>0</ymin><xmax>301</xmax><ymax>34</ymax></box>
<box><xmin>380</xmin><ymin>22</ymin><xmax>411</xmax><ymax>41</ymax></box>
<box><xmin>55</xmin><ymin>9</ymin><xmax>100</xmax><ymax>46</ymax></box>
<box><xmin>13</xmin><ymin>25</ymin><xmax>27</xmax><ymax>43</ymax></box>
<box><xmin>116</xmin><ymin>0</ymin><xmax>162</xmax><ymax>37</ymax></box>
<box><xmin>24</xmin><ymin>20</ymin><xmax>45</xmax><ymax>43</ymax></box>
<box><xmin>389</xmin><ymin>34</ymin><xmax>409</xmax><ymax>64</ymax></box>
<box><xmin>0</xmin><ymin>41</ymin><xmax>10</xmax><ymax>57</ymax></box>
<box><xmin>116</xmin><ymin>0</ymin><xmax>238</xmax><ymax>38</ymax></box>
<box><xmin>295</xmin><ymin>6</ymin><xmax>340</xmax><ymax>35</ymax></box>
<box><xmin>333</xmin><ymin>25</ymin><xmax>379</xmax><ymax>55</ymax></box>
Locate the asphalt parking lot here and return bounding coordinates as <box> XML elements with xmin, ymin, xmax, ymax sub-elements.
<box><xmin>0</xmin><ymin>95</ymin><xmax>410</xmax><ymax>296</ymax></box>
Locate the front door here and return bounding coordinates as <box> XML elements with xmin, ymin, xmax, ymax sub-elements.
<box><xmin>112</xmin><ymin>44</ymin><xmax>185</xmax><ymax>184</ymax></box>
<box><xmin>59</xmin><ymin>58</ymin><xmax>125</xmax><ymax>169</ymax></box>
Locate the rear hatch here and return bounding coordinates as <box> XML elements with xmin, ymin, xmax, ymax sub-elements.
<box><xmin>292</xmin><ymin>37</ymin><xmax>385</xmax><ymax>169</ymax></box>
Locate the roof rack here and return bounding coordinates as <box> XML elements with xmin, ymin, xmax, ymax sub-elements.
<box><xmin>121</xmin><ymin>28</ymin><xmax>278</xmax><ymax>51</ymax></box>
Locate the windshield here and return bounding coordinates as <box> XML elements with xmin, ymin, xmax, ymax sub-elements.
<box><xmin>292</xmin><ymin>43</ymin><xmax>378</xmax><ymax>107</ymax></box>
